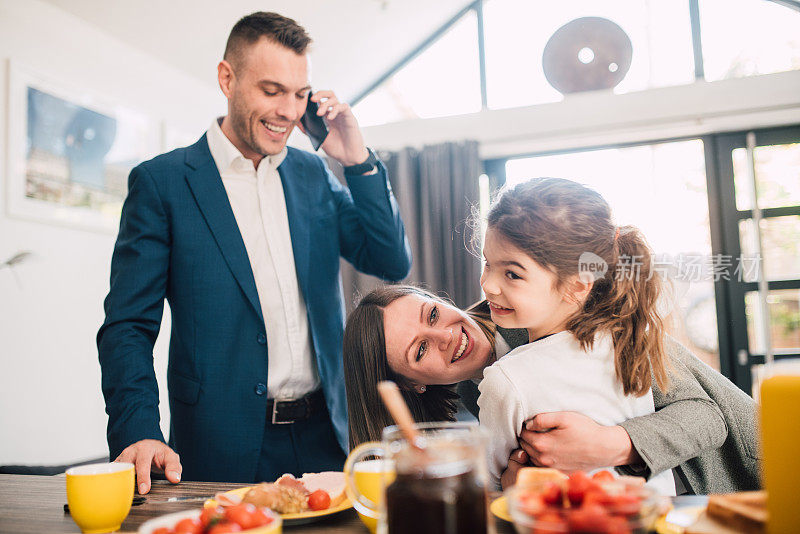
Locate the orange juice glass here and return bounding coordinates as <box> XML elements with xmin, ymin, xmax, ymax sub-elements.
<box><xmin>760</xmin><ymin>359</ymin><xmax>800</xmax><ymax>533</ymax></box>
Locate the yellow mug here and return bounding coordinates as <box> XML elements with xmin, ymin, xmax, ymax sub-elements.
<box><xmin>66</xmin><ymin>462</ymin><xmax>135</xmax><ymax>533</ymax></box>
<box><xmin>343</xmin><ymin>451</ymin><xmax>395</xmax><ymax>533</ymax></box>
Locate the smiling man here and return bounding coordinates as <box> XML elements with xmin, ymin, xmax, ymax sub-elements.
<box><xmin>97</xmin><ymin>12</ymin><xmax>411</xmax><ymax>492</ymax></box>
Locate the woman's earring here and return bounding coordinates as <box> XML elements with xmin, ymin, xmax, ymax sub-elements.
<box><xmin>418</xmin><ymin>385</ymin><xmax>427</xmax><ymax>394</ymax></box>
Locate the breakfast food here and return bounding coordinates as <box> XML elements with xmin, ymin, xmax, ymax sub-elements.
<box><xmin>150</xmin><ymin>504</ymin><xmax>277</xmax><ymax>534</ymax></box>
<box><xmin>235</xmin><ymin>471</ymin><xmax>346</xmax><ymax>515</ymax></box>
<box><xmin>300</xmin><ymin>471</ymin><xmax>348</xmax><ymax>507</ymax></box>
<box><xmin>701</xmin><ymin>491</ymin><xmax>766</xmax><ymax>533</ymax></box>
<box><xmin>243</xmin><ymin>483</ymin><xmax>309</xmax><ymax>514</ymax></box>
<box><xmin>516</xmin><ymin>467</ymin><xmax>569</xmax><ymax>489</ymax></box>
<box><xmin>510</xmin><ymin>470</ymin><xmax>656</xmax><ymax>534</ymax></box>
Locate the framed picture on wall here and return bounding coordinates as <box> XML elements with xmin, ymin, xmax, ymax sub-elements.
<box><xmin>5</xmin><ymin>60</ymin><xmax>160</xmax><ymax>233</ymax></box>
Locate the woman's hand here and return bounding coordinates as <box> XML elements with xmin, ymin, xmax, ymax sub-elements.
<box><xmin>501</xmin><ymin>448</ymin><xmax>529</xmax><ymax>490</ymax></box>
<box><xmin>518</xmin><ymin>412</ymin><xmax>641</xmax><ymax>473</ymax></box>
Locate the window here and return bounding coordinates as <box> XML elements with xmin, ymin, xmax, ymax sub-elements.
<box><xmin>352</xmin><ymin>11</ymin><xmax>482</xmax><ymax>127</ymax></box>
<box><xmin>700</xmin><ymin>0</ymin><xmax>800</xmax><ymax>82</ymax></box>
<box><xmin>713</xmin><ymin>126</ymin><xmax>800</xmax><ymax>392</ymax></box>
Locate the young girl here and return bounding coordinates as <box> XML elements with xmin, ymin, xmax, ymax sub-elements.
<box><xmin>477</xmin><ymin>177</ymin><xmax>676</xmax><ymax>495</ymax></box>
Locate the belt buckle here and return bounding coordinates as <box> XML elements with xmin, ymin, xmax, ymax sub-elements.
<box><xmin>271</xmin><ymin>399</ymin><xmax>293</xmax><ymax>425</ymax></box>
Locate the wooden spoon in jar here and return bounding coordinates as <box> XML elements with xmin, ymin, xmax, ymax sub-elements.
<box><xmin>377</xmin><ymin>380</ymin><xmax>425</xmax><ymax>452</ymax></box>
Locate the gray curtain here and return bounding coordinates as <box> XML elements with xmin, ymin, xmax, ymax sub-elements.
<box><xmin>335</xmin><ymin>141</ymin><xmax>482</xmax><ymax>315</ymax></box>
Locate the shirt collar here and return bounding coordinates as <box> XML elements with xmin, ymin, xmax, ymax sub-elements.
<box><xmin>207</xmin><ymin>117</ymin><xmax>287</xmax><ymax>175</ymax></box>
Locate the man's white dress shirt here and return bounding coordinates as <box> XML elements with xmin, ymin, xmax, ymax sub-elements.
<box><xmin>206</xmin><ymin>118</ymin><xmax>320</xmax><ymax>400</ymax></box>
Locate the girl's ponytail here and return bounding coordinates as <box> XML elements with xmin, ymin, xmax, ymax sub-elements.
<box><xmin>569</xmin><ymin>226</ymin><xmax>669</xmax><ymax>396</ymax></box>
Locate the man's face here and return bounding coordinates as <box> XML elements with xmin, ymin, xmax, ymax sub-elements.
<box><xmin>225</xmin><ymin>38</ymin><xmax>311</xmax><ymax>157</ymax></box>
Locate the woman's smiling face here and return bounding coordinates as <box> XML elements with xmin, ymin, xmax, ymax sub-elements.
<box><xmin>382</xmin><ymin>294</ymin><xmax>493</xmax><ymax>387</ymax></box>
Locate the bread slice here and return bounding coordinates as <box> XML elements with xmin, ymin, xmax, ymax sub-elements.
<box><xmin>300</xmin><ymin>471</ymin><xmax>347</xmax><ymax>507</ymax></box>
<box><xmin>705</xmin><ymin>491</ymin><xmax>767</xmax><ymax>533</ymax></box>
<box><xmin>515</xmin><ymin>467</ymin><xmax>568</xmax><ymax>489</ymax></box>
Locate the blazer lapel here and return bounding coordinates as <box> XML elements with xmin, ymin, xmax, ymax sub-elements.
<box><xmin>183</xmin><ymin>135</ymin><xmax>264</xmax><ymax>324</ymax></box>
<box><xmin>278</xmin><ymin>149</ymin><xmax>311</xmax><ymax>300</ymax></box>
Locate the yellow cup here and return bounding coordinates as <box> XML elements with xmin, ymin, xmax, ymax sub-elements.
<box><xmin>66</xmin><ymin>462</ymin><xmax>135</xmax><ymax>533</ymax></box>
<box><xmin>344</xmin><ymin>454</ymin><xmax>395</xmax><ymax>533</ymax></box>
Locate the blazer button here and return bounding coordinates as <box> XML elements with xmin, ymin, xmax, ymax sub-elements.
<box><xmin>257</xmin><ymin>333</ymin><xmax>267</xmax><ymax>345</ymax></box>
<box><xmin>255</xmin><ymin>383</ymin><xmax>267</xmax><ymax>396</ymax></box>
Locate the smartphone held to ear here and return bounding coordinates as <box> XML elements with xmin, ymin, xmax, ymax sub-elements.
<box><xmin>300</xmin><ymin>94</ymin><xmax>329</xmax><ymax>151</ymax></box>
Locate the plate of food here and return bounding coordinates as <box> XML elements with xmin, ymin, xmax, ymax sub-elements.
<box><xmin>206</xmin><ymin>471</ymin><xmax>352</xmax><ymax>526</ymax></box>
<box><xmin>490</xmin><ymin>495</ymin><xmax>512</xmax><ymax>523</ymax></box>
<box><xmin>138</xmin><ymin>506</ymin><xmax>281</xmax><ymax>534</ymax></box>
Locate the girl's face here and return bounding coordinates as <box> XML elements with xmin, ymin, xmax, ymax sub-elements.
<box><xmin>480</xmin><ymin>228</ymin><xmax>581</xmax><ymax>341</ymax></box>
<box><xmin>383</xmin><ymin>293</ymin><xmax>493</xmax><ymax>387</ymax></box>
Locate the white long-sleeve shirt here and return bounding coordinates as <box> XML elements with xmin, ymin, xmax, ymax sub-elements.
<box><xmin>478</xmin><ymin>330</ymin><xmax>675</xmax><ymax>496</ymax></box>
<box><xmin>206</xmin><ymin>118</ymin><xmax>320</xmax><ymax>399</ymax></box>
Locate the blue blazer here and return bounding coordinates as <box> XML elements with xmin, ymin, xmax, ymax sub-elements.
<box><xmin>97</xmin><ymin>136</ymin><xmax>411</xmax><ymax>482</ymax></box>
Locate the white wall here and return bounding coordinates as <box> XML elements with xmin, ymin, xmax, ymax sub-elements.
<box><xmin>0</xmin><ymin>0</ymin><xmax>224</xmax><ymax>465</ymax></box>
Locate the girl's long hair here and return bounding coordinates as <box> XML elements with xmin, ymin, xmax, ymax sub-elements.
<box><xmin>487</xmin><ymin>178</ymin><xmax>669</xmax><ymax>396</ymax></box>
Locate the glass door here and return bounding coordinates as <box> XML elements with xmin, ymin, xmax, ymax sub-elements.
<box><xmin>712</xmin><ymin>126</ymin><xmax>800</xmax><ymax>393</ymax></box>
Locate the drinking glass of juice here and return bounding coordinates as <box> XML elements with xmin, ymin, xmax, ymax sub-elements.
<box><xmin>760</xmin><ymin>359</ymin><xmax>800</xmax><ymax>533</ymax></box>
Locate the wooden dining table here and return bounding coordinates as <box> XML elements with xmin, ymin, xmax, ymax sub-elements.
<box><xmin>0</xmin><ymin>474</ymin><xmax>517</xmax><ymax>533</ymax></box>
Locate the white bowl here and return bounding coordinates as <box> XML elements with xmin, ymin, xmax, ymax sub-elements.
<box><xmin>138</xmin><ymin>508</ymin><xmax>282</xmax><ymax>533</ymax></box>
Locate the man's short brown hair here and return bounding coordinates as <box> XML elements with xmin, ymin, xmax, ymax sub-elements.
<box><xmin>224</xmin><ymin>11</ymin><xmax>311</xmax><ymax>66</ymax></box>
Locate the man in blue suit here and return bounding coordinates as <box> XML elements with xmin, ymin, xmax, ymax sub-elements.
<box><xmin>97</xmin><ymin>12</ymin><xmax>411</xmax><ymax>494</ymax></box>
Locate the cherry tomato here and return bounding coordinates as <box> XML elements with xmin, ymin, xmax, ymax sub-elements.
<box><xmin>518</xmin><ymin>492</ymin><xmax>544</xmax><ymax>516</ymax></box>
<box><xmin>534</xmin><ymin>510</ymin><xmax>567</xmax><ymax>534</ymax></box>
<box><xmin>173</xmin><ymin>517</ymin><xmax>203</xmax><ymax>534</ymax></box>
<box><xmin>207</xmin><ymin>522</ymin><xmax>243</xmax><ymax>534</ymax></box>
<box><xmin>308</xmin><ymin>489</ymin><xmax>331</xmax><ymax>511</ymax></box>
<box><xmin>152</xmin><ymin>528</ymin><xmax>173</xmax><ymax>534</ymax></box>
<box><xmin>592</xmin><ymin>470</ymin><xmax>616</xmax><ymax>482</ymax></box>
<box><xmin>583</xmin><ymin>489</ymin><xmax>615</xmax><ymax>508</ymax></box>
<box><xmin>248</xmin><ymin>507</ymin><xmax>274</xmax><ymax>527</ymax></box>
<box><xmin>568</xmin><ymin>503</ymin><xmax>612</xmax><ymax>533</ymax></box>
<box><xmin>200</xmin><ymin>505</ymin><xmax>225</xmax><ymax>528</ymax></box>
<box><xmin>225</xmin><ymin>503</ymin><xmax>263</xmax><ymax>529</ymax></box>
<box><xmin>605</xmin><ymin>515</ymin><xmax>633</xmax><ymax>534</ymax></box>
<box><xmin>540</xmin><ymin>482</ymin><xmax>562</xmax><ymax>506</ymax></box>
<box><xmin>567</xmin><ymin>471</ymin><xmax>600</xmax><ymax>506</ymax></box>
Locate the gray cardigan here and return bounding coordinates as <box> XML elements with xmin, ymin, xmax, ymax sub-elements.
<box><xmin>618</xmin><ymin>335</ymin><xmax>760</xmax><ymax>494</ymax></box>
<box><xmin>457</xmin><ymin>330</ymin><xmax>760</xmax><ymax>494</ymax></box>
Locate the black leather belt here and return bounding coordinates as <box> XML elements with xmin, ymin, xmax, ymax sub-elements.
<box><xmin>267</xmin><ymin>389</ymin><xmax>326</xmax><ymax>424</ymax></box>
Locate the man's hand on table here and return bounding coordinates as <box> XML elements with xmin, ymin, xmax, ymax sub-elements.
<box><xmin>115</xmin><ymin>439</ymin><xmax>182</xmax><ymax>495</ymax></box>
<box><xmin>518</xmin><ymin>412</ymin><xmax>641</xmax><ymax>473</ymax></box>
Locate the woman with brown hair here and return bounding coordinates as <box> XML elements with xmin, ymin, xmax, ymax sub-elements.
<box><xmin>344</xmin><ymin>178</ymin><xmax>759</xmax><ymax>494</ymax></box>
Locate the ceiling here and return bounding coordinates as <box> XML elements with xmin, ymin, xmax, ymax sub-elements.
<box><xmin>41</xmin><ymin>0</ymin><xmax>471</xmax><ymax>102</ymax></box>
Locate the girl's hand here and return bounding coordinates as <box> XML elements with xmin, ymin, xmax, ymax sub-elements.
<box><xmin>518</xmin><ymin>412</ymin><xmax>641</xmax><ymax>473</ymax></box>
<box><xmin>501</xmin><ymin>448</ymin><xmax>530</xmax><ymax>490</ymax></box>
